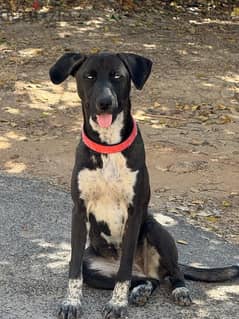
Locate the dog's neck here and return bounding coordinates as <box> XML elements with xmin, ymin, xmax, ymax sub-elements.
<box><xmin>82</xmin><ymin>103</ymin><xmax>133</xmax><ymax>146</ymax></box>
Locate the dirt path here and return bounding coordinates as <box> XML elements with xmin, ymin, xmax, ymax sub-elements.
<box><xmin>0</xmin><ymin>5</ymin><xmax>239</xmax><ymax>243</ymax></box>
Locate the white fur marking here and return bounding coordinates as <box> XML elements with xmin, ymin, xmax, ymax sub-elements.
<box><xmin>110</xmin><ymin>281</ymin><xmax>130</xmax><ymax>307</ymax></box>
<box><xmin>63</xmin><ymin>278</ymin><xmax>83</xmax><ymax>307</ymax></box>
<box><xmin>89</xmin><ymin>257</ymin><xmax>118</xmax><ymax>276</ymax></box>
<box><xmin>86</xmin><ymin>221</ymin><xmax>90</xmax><ymax>249</ymax></box>
<box><xmin>172</xmin><ymin>287</ymin><xmax>189</xmax><ymax>298</ymax></box>
<box><xmin>132</xmin><ymin>280</ymin><xmax>153</xmax><ymax>295</ymax></box>
<box><xmin>130</xmin><ymin>280</ymin><xmax>153</xmax><ymax>305</ymax></box>
<box><xmin>101</xmin><ymin>232</ymin><xmax>112</xmax><ymax>244</ymax></box>
<box><xmin>78</xmin><ymin>153</ymin><xmax>138</xmax><ymax>246</ymax></box>
<box><xmin>172</xmin><ymin>287</ymin><xmax>192</xmax><ymax>305</ymax></box>
<box><xmin>88</xmin><ymin>256</ymin><xmax>144</xmax><ymax>277</ymax></box>
<box><xmin>89</xmin><ymin>112</ymin><xmax>124</xmax><ymax>144</ymax></box>
<box><xmin>91</xmin><ymin>154</ymin><xmax>97</xmax><ymax>165</ymax></box>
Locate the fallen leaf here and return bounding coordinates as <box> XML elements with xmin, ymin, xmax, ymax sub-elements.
<box><xmin>217</xmin><ymin>104</ymin><xmax>227</xmax><ymax>110</ymax></box>
<box><xmin>222</xmin><ymin>200</ymin><xmax>232</xmax><ymax>207</ymax></box>
<box><xmin>197</xmin><ymin>115</ymin><xmax>208</xmax><ymax>122</ymax></box>
<box><xmin>10</xmin><ymin>122</ymin><xmax>17</xmax><ymax>128</ymax></box>
<box><xmin>197</xmin><ymin>210</ymin><xmax>212</xmax><ymax>217</ymax></box>
<box><xmin>192</xmin><ymin>199</ymin><xmax>204</xmax><ymax>205</ymax></box>
<box><xmin>41</xmin><ymin>112</ymin><xmax>50</xmax><ymax>117</ymax></box>
<box><xmin>90</xmin><ymin>48</ymin><xmax>100</xmax><ymax>54</ymax></box>
<box><xmin>231</xmin><ymin>7</ymin><xmax>239</xmax><ymax>17</ymax></box>
<box><xmin>154</xmin><ymin>102</ymin><xmax>161</xmax><ymax>108</ymax></box>
<box><xmin>192</xmin><ymin>105</ymin><xmax>200</xmax><ymax>111</ymax></box>
<box><xmin>190</xmin><ymin>139</ymin><xmax>204</xmax><ymax>146</ymax></box>
<box><xmin>189</xmin><ymin>211</ymin><xmax>197</xmax><ymax>218</ymax></box>
<box><xmin>229</xmin><ymin>192</ymin><xmax>238</xmax><ymax>197</ymax></box>
<box><xmin>218</xmin><ymin>115</ymin><xmax>232</xmax><ymax>124</ymax></box>
<box><xmin>177</xmin><ymin>240</ymin><xmax>188</xmax><ymax>245</ymax></box>
<box><xmin>206</xmin><ymin>216</ymin><xmax>219</xmax><ymax>223</ymax></box>
<box><xmin>190</xmin><ymin>188</ymin><xmax>199</xmax><ymax>193</ymax></box>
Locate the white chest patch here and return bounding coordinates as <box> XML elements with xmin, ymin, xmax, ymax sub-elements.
<box><xmin>78</xmin><ymin>153</ymin><xmax>138</xmax><ymax>246</ymax></box>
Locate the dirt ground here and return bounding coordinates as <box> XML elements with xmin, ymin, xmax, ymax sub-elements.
<box><xmin>0</xmin><ymin>4</ymin><xmax>239</xmax><ymax>244</ymax></box>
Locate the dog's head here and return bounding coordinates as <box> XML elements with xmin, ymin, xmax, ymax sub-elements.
<box><xmin>49</xmin><ymin>52</ymin><xmax>152</xmax><ymax>128</ymax></box>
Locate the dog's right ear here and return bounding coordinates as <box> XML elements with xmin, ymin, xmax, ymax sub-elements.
<box><xmin>49</xmin><ymin>53</ymin><xmax>86</xmax><ymax>84</ymax></box>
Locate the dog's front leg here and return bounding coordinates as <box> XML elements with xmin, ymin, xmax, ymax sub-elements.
<box><xmin>58</xmin><ymin>200</ymin><xmax>87</xmax><ymax>319</ymax></box>
<box><xmin>102</xmin><ymin>205</ymin><xmax>141</xmax><ymax>319</ymax></box>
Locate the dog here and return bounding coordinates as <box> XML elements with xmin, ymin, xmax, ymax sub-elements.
<box><xmin>49</xmin><ymin>52</ymin><xmax>239</xmax><ymax>319</ymax></box>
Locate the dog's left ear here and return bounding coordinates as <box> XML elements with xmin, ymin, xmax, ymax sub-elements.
<box><xmin>117</xmin><ymin>53</ymin><xmax>152</xmax><ymax>90</ymax></box>
<box><xmin>49</xmin><ymin>52</ymin><xmax>87</xmax><ymax>84</ymax></box>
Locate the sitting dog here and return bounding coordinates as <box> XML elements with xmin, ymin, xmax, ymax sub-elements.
<box><xmin>49</xmin><ymin>52</ymin><xmax>239</xmax><ymax>319</ymax></box>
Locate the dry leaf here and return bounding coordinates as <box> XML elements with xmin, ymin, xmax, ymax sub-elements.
<box><xmin>189</xmin><ymin>211</ymin><xmax>197</xmax><ymax>218</ymax></box>
<box><xmin>90</xmin><ymin>48</ymin><xmax>100</xmax><ymax>54</ymax></box>
<box><xmin>217</xmin><ymin>104</ymin><xmax>227</xmax><ymax>110</ymax></box>
<box><xmin>231</xmin><ymin>7</ymin><xmax>239</xmax><ymax>17</ymax></box>
<box><xmin>190</xmin><ymin>139</ymin><xmax>203</xmax><ymax>146</ymax></box>
<box><xmin>154</xmin><ymin>102</ymin><xmax>161</xmax><ymax>108</ymax></box>
<box><xmin>192</xmin><ymin>105</ymin><xmax>200</xmax><ymax>111</ymax></box>
<box><xmin>218</xmin><ymin>115</ymin><xmax>232</xmax><ymax>124</ymax></box>
<box><xmin>190</xmin><ymin>188</ymin><xmax>199</xmax><ymax>193</ymax></box>
<box><xmin>222</xmin><ymin>200</ymin><xmax>231</xmax><ymax>207</ymax></box>
<box><xmin>177</xmin><ymin>240</ymin><xmax>188</xmax><ymax>245</ymax></box>
<box><xmin>206</xmin><ymin>216</ymin><xmax>219</xmax><ymax>223</ymax></box>
<box><xmin>197</xmin><ymin>115</ymin><xmax>208</xmax><ymax>122</ymax></box>
<box><xmin>41</xmin><ymin>112</ymin><xmax>50</xmax><ymax>117</ymax></box>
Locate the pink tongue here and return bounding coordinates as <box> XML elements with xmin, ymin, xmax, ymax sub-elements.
<box><xmin>96</xmin><ymin>114</ymin><xmax>113</xmax><ymax>128</ymax></box>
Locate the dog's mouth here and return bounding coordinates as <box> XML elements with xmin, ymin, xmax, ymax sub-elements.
<box><xmin>96</xmin><ymin>114</ymin><xmax>113</xmax><ymax>128</ymax></box>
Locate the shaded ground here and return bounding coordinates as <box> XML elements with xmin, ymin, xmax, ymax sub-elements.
<box><xmin>0</xmin><ymin>173</ymin><xmax>238</xmax><ymax>319</ymax></box>
<box><xmin>0</xmin><ymin>4</ymin><xmax>239</xmax><ymax>245</ymax></box>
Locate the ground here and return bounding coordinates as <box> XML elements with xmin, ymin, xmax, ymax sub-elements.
<box><xmin>0</xmin><ymin>3</ymin><xmax>239</xmax><ymax>246</ymax></box>
<box><xmin>1</xmin><ymin>173</ymin><xmax>238</xmax><ymax>319</ymax></box>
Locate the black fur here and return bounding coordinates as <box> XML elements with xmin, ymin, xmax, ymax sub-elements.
<box><xmin>49</xmin><ymin>53</ymin><xmax>86</xmax><ymax>84</ymax></box>
<box><xmin>50</xmin><ymin>52</ymin><xmax>239</xmax><ymax>319</ymax></box>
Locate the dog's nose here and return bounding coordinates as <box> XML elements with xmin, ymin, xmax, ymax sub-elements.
<box><xmin>97</xmin><ymin>96</ymin><xmax>113</xmax><ymax>112</ymax></box>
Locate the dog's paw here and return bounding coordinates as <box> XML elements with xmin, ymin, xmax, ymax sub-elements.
<box><xmin>129</xmin><ymin>281</ymin><xmax>153</xmax><ymax>306</ymax></box>
<box><xmin>172</xmin><ymin>287</ymin><xmax>192</xmax><ymax>306</ymax></box>
<box><xmin>57</xmin><ymin>300</ymin><xmax>83</xmax><ymax>319</ymax></box>
<box><xmin>102</xmin><ymin>302</ymin><xmax>128</xmax><ymax>319</ymax></box>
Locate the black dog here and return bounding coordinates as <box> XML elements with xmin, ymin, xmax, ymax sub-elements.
<box><xmin>50</xmin><ymin>52</ymin><xmax>239</xmax><ymax>319</ymax></box>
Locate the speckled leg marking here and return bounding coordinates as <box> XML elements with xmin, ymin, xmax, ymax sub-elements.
<box><xmin>58</xmin><ymin>278</ymin><xmax>83</xmax><ymax>319</ymax></box>
<box><xmin>129</xmin><ymin>281</ymin><xmax>153</xmax><ymax>306</ymax></box>
<box><xmin>102</xmin><ymin>281</ymin><xmax>130</xmax><ymax>319</ymax></box>
<box><xmin>172</xmin><ymin>287</ymin><xmax>192</xmax><ymax>306</ymax></box>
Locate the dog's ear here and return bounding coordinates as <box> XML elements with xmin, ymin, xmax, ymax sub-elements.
<box><xmin>49</xmin><ymin>53</ymin><xmax>86</xmax><ymax>84</ymax></box>
<box><xmin>117</xmin><ymin>53</ymin><xmax>152</xmax><ymax>90</ymax></box>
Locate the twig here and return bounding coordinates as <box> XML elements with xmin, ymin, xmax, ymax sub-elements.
<box><xmin>143</xmin><ymin>114</ymin><xmax>187</xmax><ymax>121</ymax></box>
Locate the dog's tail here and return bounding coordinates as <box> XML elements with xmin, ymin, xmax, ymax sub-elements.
<box><xmin>180</xmin><ymin>263</ymin><xmax>239</xmax><ymax>282</ymax></box>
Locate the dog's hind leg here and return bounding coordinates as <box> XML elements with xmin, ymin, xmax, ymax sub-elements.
<box><xmin>83</xmin><ymin>247</ymin><xmax>159</xmax><ymax>306</ymax></box>
<box><xmin>143</xmin><ymin>215</ymin><xmax>192</xmax><ymax>306</ymax></box>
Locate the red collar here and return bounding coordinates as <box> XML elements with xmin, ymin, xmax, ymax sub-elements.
<box><xmin>82</xmin><ymin>119</ymin><xmax>137</xmax><ymax>154</ymax></box>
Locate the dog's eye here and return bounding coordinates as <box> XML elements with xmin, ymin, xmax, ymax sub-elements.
<box><xmin>110</xmin><ymin>72</ymin><xmax>121</xmax><ymax>80</ymax></box>
<box><xmin>84</xmin><ymin>72</ymin><xmax>96</xmax><ymax>80</ymax></box>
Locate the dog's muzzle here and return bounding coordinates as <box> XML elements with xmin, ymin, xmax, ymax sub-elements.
<box><xmin>93</xmin><ymin>87</ymin><xmax>118</xmax><ymax>128</ymax></box>
<box><xmin>95</xmin><ymin>87</ymin><xmax>117</xmax><ymax>114</ymax></box>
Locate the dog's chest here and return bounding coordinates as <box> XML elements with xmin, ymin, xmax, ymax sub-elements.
<box><xmin>78</xmin><ymin>153</ymin><xmax>138</xmax><ymax>245</ymax></box>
